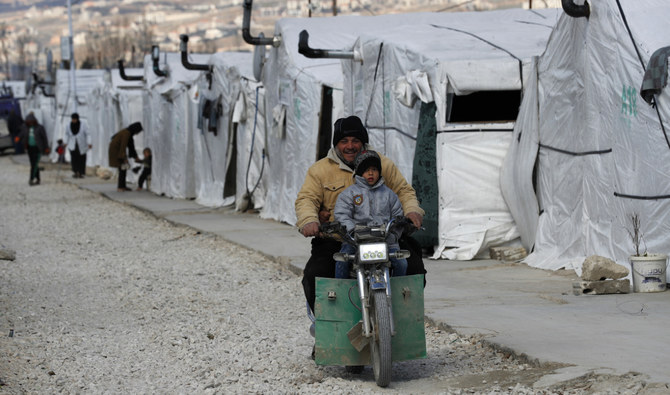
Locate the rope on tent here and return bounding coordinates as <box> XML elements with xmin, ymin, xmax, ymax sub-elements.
<box><xmin>538</xmin><ymin>144</ymin><xmax>612</xmax><ymax>156</ymax></box>
<box><xmin>364</xmin><ymin>43</ymin><xmax>384</xmax><ymax>126</ymax></box>
<box><xmin>365</xmin><ymin>125</ymin><xmax>415</xmax><ymax>140</ymax></box>
<box><xmin>614</xmin><ymin>192</ymin><xmax>670</xmax><ymax>201</ymax></box>
<box><xmin>540</xmin><ymin>140</ymin><xmax>670</xmax><ymax>201</ymax></box>
<box><xmin>615</xmin><ymin>0</ymin><xmax>670</xmax><ymax>149</ymax></box>
<box><xmin>240</xmin><ymin>86</ymin><xmax>265</xmax><ymax>211</ymax></box>
<box><xmin>615</xmin><ymin>0</ymin><xmax>645</xmax><ymax>71</ymax></box>
<box><xmin>537</xmin><ymin>144</ymin><xmax>670</xmax><ymax>200</ymax></box>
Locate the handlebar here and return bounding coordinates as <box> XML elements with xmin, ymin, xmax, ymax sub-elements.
<box><xmin>388</xmin><ymin>216</ymin><xmax>420</xmax><ymax>236</ymax></box>
<box><xmin>319</xmin><ymin>216</ymin><xmax>420</xmax><ymax>243</ymax></box>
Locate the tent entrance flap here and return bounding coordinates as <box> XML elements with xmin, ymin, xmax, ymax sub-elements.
<box><xmin>447</xmin><ymin>90</ymin><xmax>521</xmax><ymax>123</ymax></box>
<box><xmin>412</xmin><ymin>101</ymin><xmax>439</xmax><ymax>249</ymax></box>
<box><xmin>224</xmin><ymin>122</ymin><xmax>237</xmax><ymax>199</ymax></box>
<box><xmin>316</xmin><ymin>86</ymin><xmax>334</xmax><ymax>161</ymax></box>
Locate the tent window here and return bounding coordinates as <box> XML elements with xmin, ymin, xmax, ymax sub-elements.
<box><xmin>446</xmin><ymin>90</ymin><xmax>521</xmax><ymax>123</ymax></box>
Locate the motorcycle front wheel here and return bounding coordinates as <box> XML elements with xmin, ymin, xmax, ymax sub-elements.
<box><xmin>370</xmin><ymin>289</ymin><xmax>392</xmax><ymax>387</ymax></box>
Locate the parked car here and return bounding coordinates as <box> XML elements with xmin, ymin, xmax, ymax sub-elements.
<box><xmin>0</xmin><ymin>118</ymin><xmax>15</xmax><ymax>154</ymax></box>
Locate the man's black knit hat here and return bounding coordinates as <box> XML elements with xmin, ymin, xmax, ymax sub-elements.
<box><xmin>354</xmin><ymin>150</ymin><xmax>382</xmax><ymax>177</ymax></box>
<box><xmin>333</xmin><ymin>115</ymin><xmax>368</xmax><ymax>146</ymax></box>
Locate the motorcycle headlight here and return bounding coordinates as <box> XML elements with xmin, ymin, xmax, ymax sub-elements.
<box><xmin>359</xmin><ymin>243</ymin><xmax>388</xmax><ymax>263</ymax></box>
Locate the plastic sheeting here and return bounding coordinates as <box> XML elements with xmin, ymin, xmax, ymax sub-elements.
<box><xmin>142</xmin><ymin>52</ymin><xmax>210</xmax><ymax>199</ymax></box>
<box><xmin>342</xmin><ymin>8</ymin><xmax>560</xmax><ymax>259</ymax></box>
<box><xmin>436</xmin><ymin>129</ymin><xmax>519</xmax><ymax>260</ymax></box>
<box><xmin>85</xmin><ymin>69</ymin><xmax>144</xmax><ymax>170</ymax></box>
<box><xmin>2</xmin><ymin>81</ymin><xmax>27</xmax><ymax>99</ymax></box>
<box><xmin>188</xmin><ymin>51</ymin><xmax>263</xmax><ymax>209</ymax></box>
<box><xmin>21</xmin><ymin>69</ymin><xmax>106</xmax><ymax>159</ymax></box>
<box><xmin>52</xmin><ymin>69</ymin><xmax>107</xmax><ymax>158</ymax></box>
<box><xmin>258</xmin><ymin>13</ymin><xmax>434</xmax><ymax>225</ymax></box>
<box><xmin>501</xmin><ymin>0</ymin><xmax>670</xmax><ymax>276</ymax></box>
<box><xmin>22</xmin><ymin>94</ymin><xmax>56</xmax><ymax>146</ymax></box>
<box><xmin>233</xmin><ymin>81</ymin><xmax>267</xmax><ymax>211</ymax></box>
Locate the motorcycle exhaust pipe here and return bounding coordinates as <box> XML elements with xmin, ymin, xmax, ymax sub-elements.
<box><xmin>357</xmin><ymin>269</ymin><xmax>372</xmax><ymax>337</ymax></box>
<box><xmin>383</xmin><ymin>267</ymin><xmax>396</xmax><ymax>336</ymax></box>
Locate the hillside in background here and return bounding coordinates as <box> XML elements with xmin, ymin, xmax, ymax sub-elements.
<box><xmin>0</xmin><ymin>0</ymin><xmax>559</xmax><ymax>79</ymax></box>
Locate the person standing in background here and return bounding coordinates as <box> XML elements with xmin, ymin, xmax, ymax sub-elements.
<box><xmin>64</xmin><ymin>113</ymin><xmax>92</xmax><ymax>178</ymax></box>
<box><xmin>17</xmin><ymin>113</ymin><xmax>49</xmax><ymax>185</ymax></box>
<box><xmin>56</xmin><ymin>139</ymin><xmax>67</xmax><ymax>164</ymax></box>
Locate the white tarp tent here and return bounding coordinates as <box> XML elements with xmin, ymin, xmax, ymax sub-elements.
<box><xmin>342</xmin><ymin>8</ymin><xmax>560</xmax><ymax>259</ymax></box>
<box><xmin>142</xmin><ymin>52</ymin><xmax>211</xmax><ymax>199</ymax></box>
<box><xmin>189</xmin><ymin>51</ymin><xmax>264</xmax><ymax>208</ymax></box>
<box><xmin>501</xmin><ymin>0</ymin><xmax>670</xmax><ymax>276</ymax></box>
<box><xmin>51</xmin><ymin>69</ymin><xmax>106</xmax><ymax>159</ymax></box>
<box><xmin>260</xmin><ymin>12</ymin><xmax>474</xmax><ymax>225</ymax></box>
<box><xmin>232</xmin><ymin>72</ymin><xmax>267</xmax><ymax>212</ymax></box>
<box><xmin>85</xmin><ymin>68</ymin><xmax>144</xmax><ymax>169</ymax></box>
<box><xmin>2</xmin><ymin>80</ymin><xmax>27</xmax><ymax>100</ymax></box>
<box><xmin>21</xmin><ymin>89</ymin><xmax>57</xmax><ymax>146</ymax></box>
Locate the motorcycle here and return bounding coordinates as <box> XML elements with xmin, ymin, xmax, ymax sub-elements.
<box><xmin>309</xmin><ymin>217</ymin><xmax>426</xmax><ymax>387</ymax></box>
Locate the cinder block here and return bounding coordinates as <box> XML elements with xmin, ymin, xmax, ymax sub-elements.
<box><xmin>490</xmin><ymin>246</ymin><xmax>527</xmax><ymax>261</ymax></box>
<box><xmin>574</xmin><ymin>279</ymin><xmax>630</xmax><ymax>295</ymax></box>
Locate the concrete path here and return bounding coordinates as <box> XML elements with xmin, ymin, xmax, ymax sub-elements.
<box><xmin>13</xmin><ymin>156</ymin><xmax>670</xmax><ymax>386</ymax></box>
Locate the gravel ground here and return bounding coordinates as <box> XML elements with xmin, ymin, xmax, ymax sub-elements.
<box><xmin>0</xmin><ymin>157</ymin><xmax>667</xmax><ymax>394</ymax></box>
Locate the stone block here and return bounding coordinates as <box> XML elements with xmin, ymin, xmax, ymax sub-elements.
<box><xmin>490</xmin><ymin>246</ymin><xmax>527</xmax><ymax>262</ymax></box>
<box><xmin>574</xmin><ymin>279</ymin><xmax>630</xmax><ymax>295</ymax></box>
<box><xmin>0</xmin><ymin>248</ymin><xmax>16</xmax><ymax>261</ymax></box>
<box><xmin>581</xmin><ymin>255</ymin><xmax>629</xmax><ymax>280</ymax></box>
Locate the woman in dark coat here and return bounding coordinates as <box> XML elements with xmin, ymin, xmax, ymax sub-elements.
<box><xmin>17</xmin><ymin>113</ymin><xmax>49</xmax><ymax>185</ymax></box>
<box><xmin>108</xmin><ymin>122</ymin><xmax>142</xmax><ymax>191</ymax></box>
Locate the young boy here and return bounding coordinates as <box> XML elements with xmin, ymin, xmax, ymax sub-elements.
<box><xmin>56</xmin><ymin>139</ymin><xmax>66</xmax><ymax>164</ymax></box>
<box><xmin>333</xmin><ymin>150</ymin><xmax>408</xmax><ymax>279</ymax></box>
<box><xmin>136</xmin><ymin>147</ymin><xmax>152</xmax><ymax>191</ymax></box>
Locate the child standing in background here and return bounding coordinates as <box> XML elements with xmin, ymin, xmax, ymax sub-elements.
<box><xmin>136</xmin><ymin>147</ymin><xmax>152</xmax><ymax>191</ymax></box>
<box><xmin>56</xmin><ymin>139</ymin><xmax>66</xmax><ymax>164</ymax></box>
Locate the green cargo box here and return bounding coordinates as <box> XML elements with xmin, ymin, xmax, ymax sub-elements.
<box><xmin>314</xmin><ymin>274</ymin><xmax>426</xmax><ymax>366</ymax></box>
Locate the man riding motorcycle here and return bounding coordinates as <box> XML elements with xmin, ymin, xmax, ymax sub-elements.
<box><xmin>295</xmin><ymin>115</ymin><xmax>426</xmax><ymax>315</ymax></box>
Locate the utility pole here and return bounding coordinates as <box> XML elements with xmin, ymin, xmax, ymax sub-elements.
<box><xmin>67</xmin><ymin>0</ymin><xmax>77</xmax><ymax>113</ymax></box>
<box><xmin>332</xmin><ymin>0</ymin><xmax>337</xmax><ymax>16</ymax></box>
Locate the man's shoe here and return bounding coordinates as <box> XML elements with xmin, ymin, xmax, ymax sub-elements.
<box><xmin>345</xmin><ymin>365</ymin><xmax>364</xmax><ymax>374</ymax></box>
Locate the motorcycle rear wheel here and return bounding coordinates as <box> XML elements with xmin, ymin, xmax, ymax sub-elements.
<box><xmin>370</xmin><ymin>289</ymin><xmax>392</xmax><ymax>387</ymax></box>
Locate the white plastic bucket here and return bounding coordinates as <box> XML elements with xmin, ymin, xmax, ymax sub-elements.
<box><xmin>630</xmin><ymin>254</ymin><xmax>668</xmax><ymax>293</ymax></box>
